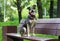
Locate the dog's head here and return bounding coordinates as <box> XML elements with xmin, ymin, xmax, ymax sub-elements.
<box><xmin>27</xmin><ymin>5</ymin><xmax>36</xmax><ymax>15</ymax></box>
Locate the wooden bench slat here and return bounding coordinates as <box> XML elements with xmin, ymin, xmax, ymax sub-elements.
<box><xmin>35</xmin><ymin>24</ymin><xmax>58</xmax><ymax>29</ymax></box>
<box><xmin>36</xmin><ymin>18</ymin><xmax>60</xmax><ymax>23</ymax></box>
<box><xmin>6</xmin><ymin>33</ymin><xmax>56</xmax><ymax>41</ymax></box>
<box><xmin>35</xmin><ymin>28</ymin><xmax>57</xmax><ymax>35</ymax></box>
<box><xmin>20</xmin><ymin>18</ymin><xmax>60</xmax><ymax>24</ymax></box>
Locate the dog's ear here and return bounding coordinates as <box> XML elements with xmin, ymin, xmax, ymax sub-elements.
<box><xmin>32</xmin><ymin>5</ymin><xmax>36</xmax><ymax>9</ymax></box>
<box><xmin>27</xmin><ymin>7</ymin><xmax>31</xmax><ymax>10</ymax></box>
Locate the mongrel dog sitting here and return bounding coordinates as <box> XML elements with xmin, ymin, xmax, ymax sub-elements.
<box><xmin>19</xmin><ymin>5</ymin><xmax>37</xmax><ymax>37</ymax></box>
<box><xmin>27</xmin><ymin>5</ymin><xmax>37</xmax><ymax>36</ymax></box>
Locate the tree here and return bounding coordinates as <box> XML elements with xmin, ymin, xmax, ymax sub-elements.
<box><xmin>37</xmin><ymin>0</ymin><xmax>43</xmax><ymax>18</ymax></box>
<box><xmin>57</xmin><ymin>0</ymin><xmax>60</xmax><ymax>18</ymax></box>
<box><xmin>15</xmin><ymin>0</ymin><xmax>31</xmax><ymax>23</ymax></box>
<box><xmin>16</xmin><ymin>0</ymin><xmax>22</xmax><ymax>23</ymax></box>
<box><xmin>0</xmin><ymin>3</ymin><xmax>3</xmax><ymax>22</ymax></box>
<box><xmin>49</xmin><ymin>0</ymin><xmax>54</xmax><ymax>18</ymax></box>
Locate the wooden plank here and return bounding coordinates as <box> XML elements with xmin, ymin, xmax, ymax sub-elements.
<box><xmin>35</xmin><ymin>28</ymin><xmax>57</xmax><ymax>35</ymax></box>
<box><xmin>56</xmin><ymin>30</ymin><xmax>60</xmax><ymax>36</ymax></box>
<box><xmin>20</xmin><ymin>18</ymin><xmax>60</xmax><ymax>24</ymax></box>
<box><xmin>35</xmin><ymin>24</ymin><xmax>58</xmax><ymax>29</ymax></box>
<box><xmin>6</xmin><ymin>33</ymin><xmax>56</xmax><ymax>41</ymax></box>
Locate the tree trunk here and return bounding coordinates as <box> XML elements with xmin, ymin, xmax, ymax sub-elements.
<box><xmin>57</xmin><ymin>0</ymin><xmax>60</xmax><ymax>18</ymax></box>
<box><xmin>37</xmin><ymin>0</ymin><xmax>43</xmax><ymax>18</ymax></box>
<box><xmin>16</xmin><ymin>0</ymin><xmax>22</xmax><ymax>23</ymax></box>
<box><xmin>49</xmin><ymin>0</ymin><xmax>54</xmax><ymax>18</ymax></box>
<box><xmin>0</xmin><ymin>6</ymin><xmax>3</xmax><ymax>22</ymax></box>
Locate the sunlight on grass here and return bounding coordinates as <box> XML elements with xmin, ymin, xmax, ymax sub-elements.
<box><xmin>36</xmin><ymin>34</ymin><xmax>58</xmax><ymax>39</ymax></box>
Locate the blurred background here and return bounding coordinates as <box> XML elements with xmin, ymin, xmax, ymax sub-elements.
<box><xmin>0</xmin><ymin>0</ymin><xmax>58</xmax><ymax>41</ymax></box>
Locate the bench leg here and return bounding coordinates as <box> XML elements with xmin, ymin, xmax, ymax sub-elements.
<box><xmin>30</xmin><ymin>40</ymin><xmax>39</xmax><ymax>41</ymax></box>
<box><xmin>12</xmin><ymin>38</ymin><xmax>23</xmax><ymax>41</ymax></box>
<box><xmin>58</xmin><ymin>36</ymin><xmax>60</xmax><ymax>41</ymax></box>
<box><xmin>7</xmin><ymin>36</ymin><xmax>23</xmax><ymax>41</ymax></box>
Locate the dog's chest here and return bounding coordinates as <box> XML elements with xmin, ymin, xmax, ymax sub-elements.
<box><xmin>29</xmin><ymin>19</ymin><xmax>36</xmax><ymax>25</ymax></box>
<box><xmin>29</xmin><ymin>20</ymin><xmax>34</xmax><ymax>24</ymax></box>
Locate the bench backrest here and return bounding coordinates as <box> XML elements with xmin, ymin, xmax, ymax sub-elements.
<box><xmin>20</xmin><ymin>18</ymin><xmax>60</xmax><ymax>36</ymax></box>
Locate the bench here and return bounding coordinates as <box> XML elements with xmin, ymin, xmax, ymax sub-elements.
<box><xmin>3</xmin><ymin>18</ymin><xmax>60</xmax><ymax>41</ymax></box>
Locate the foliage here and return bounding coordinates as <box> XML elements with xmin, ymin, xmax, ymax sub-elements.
<box><xmin>0</xmin><ymin>0</ymin><xmax>58</xmax><ymax>22</ymax></box>
<box><xmin>53</xmin><ymin>0</ymin><xmax>57</xmax><ymax>18</ymax></box>
<box><xmin>0</xmin><ymin>0</ymin><xmax>4</xmax><ymax>22</ymax></box>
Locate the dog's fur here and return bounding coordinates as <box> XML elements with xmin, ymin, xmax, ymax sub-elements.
<box><xmin>19</xmin><ymin>5</ymin><xmax>36</xmax><ymax>36</ymax></box>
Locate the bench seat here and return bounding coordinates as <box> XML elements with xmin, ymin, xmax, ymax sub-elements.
<box><xmin>6</xmin><ymin>33</ymin><xmax>57</xmax><ymax>41</ymax></box>
<box><xmin>3</xmin><ymin>18</ymin><xmax>60</xmax><ymax>41</ymax></box>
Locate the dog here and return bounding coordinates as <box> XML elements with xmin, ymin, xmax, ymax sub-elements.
<box><xmin>19</xmin><ymin>5</ymin><xmax>37</xmax><ymax>37</ymax></box>
<box><xmin>26</xmin><ymin>5</ymin><xmax>37</xmax><ymax>36</ymax></box>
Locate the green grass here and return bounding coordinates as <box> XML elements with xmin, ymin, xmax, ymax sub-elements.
<box><xmin>22</xmin><ymin>34</ymin><xmax>58</xmax><ymax>41</ymax></box>
<box><xmin>0</xmin><ymin>27</ymin><xmax>2</xmax><ymax>41</ymax></box>
<box><xmin>24</xmin><ymin>34</ymin><xmax>58</xmax><ymax>41</ymax></box>
<box><xmin>36</xmin><ymin>34</ymin><xmax>58</xmax><ymax>39</ymax></box>
<box><xmin>0</xmin><ymin>20</ymin><xmax>19</xmax><ymax>27</ymax></box>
